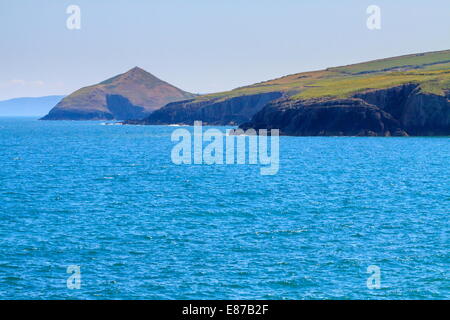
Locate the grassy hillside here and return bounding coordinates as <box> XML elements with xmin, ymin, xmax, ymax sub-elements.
<box><xmin>196</xmin><ymin>50</ymin><xmax>450</xmax><ymax>102</ymax></box>
<box><xmin>59</xmin><ymin>67</ymin><xmax>196</xmax><ymax>112</ymax></box>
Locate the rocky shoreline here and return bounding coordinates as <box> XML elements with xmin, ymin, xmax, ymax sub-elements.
<box><xmin>239</xmin><ymin>84</ymin><xmax>450</xmax><ymax>137</ymax></box>
<box><xmin>125</xmin><ymin>84</ymin><xmax>450</xmax><ymax>137</ymax></box>
<box><xmin>124</xmin><ymin>92</ymin><xmax>283</xmax><ymax>126</ymax></box>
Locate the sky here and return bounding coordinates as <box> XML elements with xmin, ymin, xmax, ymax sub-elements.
<box><xmin>0</xmin><ymin>0</ymin><xmax>449</xmax><ymax>100</ymax></box>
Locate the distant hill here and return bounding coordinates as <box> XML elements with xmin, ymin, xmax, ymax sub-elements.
<box><xmin>0</xmin><ymin>95</ymin><xmax>65</xmax><ymax>117</ymax></box>
<box><xmin>41</xmin><ymin>67</ymin><xmax>195</xmax><ymax>120</ymax></box>
<box><xmin>132</xmin><ymin>49</ymin><xmax>450</xmax><ymax>136</ymax></box>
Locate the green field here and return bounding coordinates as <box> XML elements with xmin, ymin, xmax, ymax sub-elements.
<box><xmin>196</xmin><ymin>49</ymin><xmax>450</xmax><ymax>101</ymax></box>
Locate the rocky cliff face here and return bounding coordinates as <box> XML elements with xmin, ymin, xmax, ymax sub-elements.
<box><xmin>240</xmin><ymin>97</ymin><xmax>408</xmax><ymax>136</ymax></box>
<box><xmin>41</xmin><ymin>67</ymin><xmax>195</xmax><ymax>120</ymax></box>
<box><xmin>240</xmin><ymin>84</ymin><xmax>450</xmax><ymax>136</ymax></box>
<box><xmin>129</xmin><ymin>92</ymin><xmax>283</xmax><ymax>125</ymax></box>
<box><xmin>353</xmin><ymin>84</ymin><xmax>450</xmax><ymax>135</ymax></box>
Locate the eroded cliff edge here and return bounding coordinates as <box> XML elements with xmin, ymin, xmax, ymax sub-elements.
<box><xmin>240</xmin><ymin>84</ymin><xmax>450</xmax><ymax>136</ymax></box>
<box><xmin>126</xmin><ymin>92</ymin><xmax>283</xmax><ymax>125</ymax></box>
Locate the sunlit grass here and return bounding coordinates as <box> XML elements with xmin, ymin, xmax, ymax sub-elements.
<box><xmin>192</xmin><ymin>50</ymin><xmax>450</xmax><ymax>102</ymax></box>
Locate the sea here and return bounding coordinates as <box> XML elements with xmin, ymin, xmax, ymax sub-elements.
<box><xmin>0</xmin><ymin>117</ymin><xmax>448</xmax><ymax>299</ymax></box>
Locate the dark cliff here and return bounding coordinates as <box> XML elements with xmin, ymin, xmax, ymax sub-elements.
<box><xmin>128</xmin><ymin>92</ymin><xmax>283</xmax><ymax>125</ymax></box>
<box><xmin>240</xmin><ymin>84</ymin><xmax>450</xmax><ymax>136</ymax></box>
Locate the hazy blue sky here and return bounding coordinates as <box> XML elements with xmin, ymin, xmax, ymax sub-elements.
<box><xmin>1</xmin><ymin>0</ymin><xmax>449</xmax><ymax>100</ymax></box>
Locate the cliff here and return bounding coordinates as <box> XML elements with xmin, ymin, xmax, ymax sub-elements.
<box><xmin>128</xmin><ymin>92</ymin><xmax>283</xmax><ymax>125</ymax></box>
<box><xmin>41</xmin><ymin>67</ymin><xmax>195</xmax><ymax>120</ymax></box>
<box><xmin>240</xmin><ymin>84</ymin><xmax>450</xmax><ymax>136</ymax></box>
<box><xmin>129</xmin><ymin>50</ymin><xmax>450</xmax><ymax>136</ymax></box>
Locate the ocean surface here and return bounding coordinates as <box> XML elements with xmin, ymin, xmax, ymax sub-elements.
<box><xmin>0</xmin><ymin>117</ymin><xmax>448</xmax><ymax>300</ymax></box>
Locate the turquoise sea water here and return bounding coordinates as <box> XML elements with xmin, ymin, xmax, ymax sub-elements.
<box><xmin>0</xmin><ymin>118</ymin><xmax>448</xmax><ymax>300</ymax></box>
